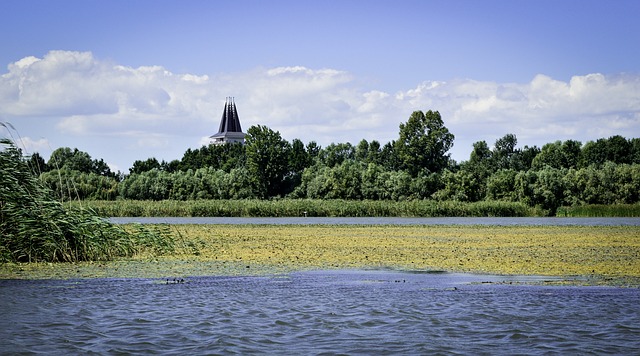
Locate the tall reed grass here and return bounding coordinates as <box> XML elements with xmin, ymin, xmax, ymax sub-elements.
<box><xmin>1</xmin><ymin>138</ymin><xmax>174</xmax><ymax>263</ymax></box>
<box><xmin>557</xmin><ymin>204</ymin><xmax>640</xmax><ymax>217</ymax></box>
<box><xmin>70</xmin><ymin>199</ymin><xmax>538</xmax><ymax>217</ymax></box>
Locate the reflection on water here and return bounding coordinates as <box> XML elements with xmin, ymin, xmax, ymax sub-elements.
<box><xmin>1</xmin><ymin>270</ymin><xmax>639</xmax><ymax>354</ymax></box>
<box><xmin>110</xmin><ymin>216</ymin><xmax>640</xmax><ymax>226</ymax></box>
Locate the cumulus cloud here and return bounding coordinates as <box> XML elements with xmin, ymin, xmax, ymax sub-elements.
<box><xmin>396</xmin><ymin>74</ymin><xmax>640</xmax><ymax>155</ymax></box>
<box><xmin>20</xmin><ymin>136</ymin><xmax>51</xmax><ymax>153</ymax></box>
<box><xmin>1</xmin><ymin>50</ymin><xmax>639</xmax><ymax>167</ymax></box>
<box><xmin>1</xmin><ymin>51</ymin><xmax>216</xmax><ymax>135</ymax></box>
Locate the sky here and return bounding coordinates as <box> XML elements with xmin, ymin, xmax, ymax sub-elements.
<box><xmin>1</xmin><ymin>0</ymin><xmax>639</xmax><ymax>172</ymax></box>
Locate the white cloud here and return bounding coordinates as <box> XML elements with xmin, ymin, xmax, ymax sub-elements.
<box><xmin>19</xmin><ymin>136</ymin><xmax>51</xmax><ymax>155</ymax></box>
<box><xmin>1</xmin><ymin>50</ymin><xmax>639</xmax><ymax>168</ymax></box>
<box><xmin>399</xmin><ymin>73</ymin><xmax>640</xmax><ymax>155</ymax></box>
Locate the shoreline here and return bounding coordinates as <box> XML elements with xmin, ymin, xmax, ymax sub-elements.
<box><xmin>2</xmin><ymin>224</ymin><xmax>639</xmax><ymax>286</ymax></box>
<box><xmin>2</xmin><ymin>261</ymin><xmax>637</xmax><ymax>287</ymax></box>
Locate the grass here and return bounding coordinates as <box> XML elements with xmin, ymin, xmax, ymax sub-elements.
<box><xmin>1</xmin><ymin>138</ymin><xmax>174</xmax><ymax>263</ymax></box>
<box><xmin>69</xmin><ymin>199</ymin><xmax>540</xmax><ymax>217</ymax></box>
<box><xmin>557</xmin><ymin>204</ymin><xmax>640</xmax><ymax>217</ymax></box>
<box><xmin>3</xmin><ymin>224</ymin><xmax>639</xmax><ymax>286</ymax></box>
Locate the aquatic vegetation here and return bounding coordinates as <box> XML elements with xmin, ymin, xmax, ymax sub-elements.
<box><xmin>166</xmin><ymin>225</ymin><xmax>640</xmax><ymax>280</ymax></box>
<box><xmin>6</xmin><ymin>224</ymin><xmax>638</xmax><ymax>285</ymax></box>
<box><xmin>69</xmin><ymin>199</ymin><xmax>538</xmax><ymax>217</ymax></box>
<box><xmin>557</xmin><ymin>204</ymin><xmax>640</xmax><ymax>217</ymax></box>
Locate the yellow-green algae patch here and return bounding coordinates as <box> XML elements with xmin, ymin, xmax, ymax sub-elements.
<box><xmin>2</xmin><ymin>225</ymin><xmax>639</xmax><ymax>286</ymax></box>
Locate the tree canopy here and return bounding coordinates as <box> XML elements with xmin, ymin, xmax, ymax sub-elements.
<box><xmin>395</xmin><ymin>110</ymin><xmax>454</xmax><ymax>176</ymax></box>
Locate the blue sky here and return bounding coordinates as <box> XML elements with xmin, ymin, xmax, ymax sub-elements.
<box><xmin>1</xmin><ymin>0</ymin><xmax>639</xmax><ymax>171</ymax></box>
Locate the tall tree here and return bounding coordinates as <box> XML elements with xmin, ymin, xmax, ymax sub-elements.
<box><xmin>245</xmin><ymin>125</ymin><xmax>292</xmax><ymax>198</ymax></box>
<box><xmin>289</xmin><ymin>138</ymin><xmax>311</xmax><ymax>174</ymax></box>
<box><xmin>286</xmin><ymin>138</ymin><xmax>312</xmax><ymax>192</ymax></box>
<box><xmin>395</xmin><ymin>110</ymin><xmax>454</xmax><ymax>176</ymax></box>
<box><xmin>355</xmin><ymin>139</ymin><xmax>370</xmax><ymax>162</ymax></box>
<box><xmin>580</xmin><ymin>136</ymin><xmax>632</xmax><ymax>167</ymax></box>
<box><xmin>27</xmin><ymin>152</ymin><xmax>48</xmax><ymax>175</ymax></box>
<box><xmin>510</xmin><ymin>145</ymin><xmax>540</xmax><ymax>171</ymax></box>
<box><xmin>467</xmin><ymin>140</ymin><xmax>493</xmax><ymax>170</ymax></box>
<box><xmin>48</xmin><ymin>147</ymin><xmax>93</xmax><ymax>173</ymax></box>
<box><xmin>380</xmin><ymin>141</ymin><xmax>399</xmax><ymax>171</ymax></box>
<box><xmin>130</xmin><ymin>158</ymin><xmax>161</xmax><ymax>174</ymax></box>
<box><xmin>530</xmin><ymin>139</ymin><xmax>582</xmax><ymax>170</ymax></box>
<box><xmin>320</xmin><ymin>143</ymin><xmax>355</xmax><ymax>167</ymax></box>
<box><xmin>493</xmin><ymin>134</ymin><xmax>517</xmax><ymax>170</ymax></box>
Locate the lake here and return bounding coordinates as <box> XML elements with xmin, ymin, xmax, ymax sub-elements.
<box><xmin>1</xmin><ymin>270</ymin><xmax>638</xmax><ymax>354</ymax></box>
<box><xmin>109</xmin><ymin>216</ymin><xmax>640</xmax><ymax>226</ymax></box>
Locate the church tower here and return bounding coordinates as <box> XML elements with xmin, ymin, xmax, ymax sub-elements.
<box><xmin>209</xmin><ymin>97</ymin><xmax>245</xmax><ymax>145</ymax></box>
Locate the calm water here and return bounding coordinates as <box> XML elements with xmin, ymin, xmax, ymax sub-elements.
<box><xmin>2</xmin><ymin>270</ymin><xmax>639</xmax><ymax>355</ymax></box>
<box><xmin>110</xmin><ymin>216</ymin><xmax>640</xmax><ymax>226</ymax></box>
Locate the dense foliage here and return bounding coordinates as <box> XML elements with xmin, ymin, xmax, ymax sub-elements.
<box><xmin>70</xmin><ymin>199</ymin><xmax>537</xmax><ymax>218</ymax></box>
<box><xmin>0</xmin><ymin>138</ymin><xmax>173</xmax><ymax>263</ymax></box>
<box><xmin>23</xmin><ymin>110</ymin><xmax>640</xmax><ymax>216</ymax></box>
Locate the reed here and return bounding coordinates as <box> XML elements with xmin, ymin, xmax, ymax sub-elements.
<box><xmin>557</xmin><ymin>204</ymin><xmax>640</xmax><ymax>217</ymax></box>
<box><xmin>1</xmin><ymin>139</ymin><xmax>174</xmax><ymax>263</ymax></box>
<box><xmin>69</xmin><ymin>199</ymin><xmax>538</xmax><ymax>217</ymax></box>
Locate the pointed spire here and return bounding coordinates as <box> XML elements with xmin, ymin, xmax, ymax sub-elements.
<box><xmin>210</xmin><ymin>97</ymin><xmax>246</xmax><ymax>145</ymax></box>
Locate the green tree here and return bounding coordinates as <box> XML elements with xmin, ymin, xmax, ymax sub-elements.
<box><xmin>532</xmin><ymin>141</ymin><xmax>564</xmax><ymax>170</ymax></box>
<box><xmin>245</xmin><ymin>125</ymin><xmax>292</xmax><ymax>198</ymax></box>
<box><xmin>289</xmin><ymin>138</ymin><xmax>312</xmax><ymax>174</ymax></box>
<box><xmin>27</xmin><ymin>152</ymin><xmax>48</xmax><ymax>175</ymax></box>
<box><xmin>92</xmin><ymin>158</ymin><xmax>115</xmax><ymax>178</ymax></box>
<box><xmin>40</xmin><ymin>169</ymin><xmax>118</xmax><ymax>201</ymax></box>
<box><xmin>607</xmin><ymin>135</ymin><xmax>632</xmax><ymax>164</ymax></box>
<box><xmin>561</xmin><ymin>140</ymin><xmax>582</xmax><ymax>169</ymax></box>
<box><xmin>514</xmin><ymin>168</ymin><xmax>566</xmax><ymax>215</ymax></box>
<box><xmin>285</xmin><ymin>138</ymin><xmax>312</xmax><ymax>194</ymax></box>
<box><xmin>320</xmin><ymin>142</ymin><xmax>355</xmax><ymax>167</ymax></box>
<box><xmin>580</xmin><ymin>136</ymin><xmax>632</xmax><ymax>167</ymax></box>
<box><xmin>433</xmin><ymin>169</ymin><xmax>484</xmax><ymax>202</ymax></box>
<box><xmin>306</xmin><ymin>141</ymin><xmax>321</xmax><ymax>162</ymax></box>
<box><xmin>361</xmin><ymin>163</ymin><xmax>385</xmax><ymax>200</ymax></box>
<box><xmin>130</xmin><ymin>158</ymin><xmax>161</xmax><ymax>174</ymax></box>
<box><xmin>301</xmin><ymin>165</ymin><xmax>332</xmax><ymax>199</ymax></box>
<box><xmin>326</xmin><ymin>160</ymin><xmax>363</xmax><ymax>199</ymax></box>
<box><xmin>382</xmin><ymin>170</ymin><xmax>412</xmax><ymax>200</ymax></box>
<box><xmin>161</xmin><ymin>159</ymin><xmax>181</xmax><ymax>173</ymax></box>
<box><xmin>469</xmin><ymin>140</ymin><xmax>492</xmax><ymax>167</ymax></box>
<box><xmin>486</xmin><ymin>169</ymin><xmax>518</xmax><ymax>201</ymax></box>
<box><xmin>631</xmin><ymin>138</ymin><xmax>640</xmax><ymax>164</ymax></box>
<box><xmin>395</xmin><ymin>110</ymin><xmax>454</xmax><ymax>176</ymax></box>
<box><xmin>367</xmin><ymin>140</ymin><xmax>382</xmax><ymax>165</ymax></box>
<box><xmin>46</xmin><ymin>147</ymin><xmax>114</xmax><ymax>177</ymax></box>
<box><xmin>380</xmin><ymin>141</ymin><xmax>400</xmax><ymax>171</ymax></box>
<box><xmin>409</xmin><ymin>171</ymin><xmax>443</xmax><ymax>199</ymax></box>
<box><xmin>355</xmin><ymin>139</ymin><xmax>370</xmax><ymax>162</ymax></box>
<box><xmin>493</xmin><ymin>134</ymin><xmax>517</xmax><ymax>170</ymax></box>
<box><xmin>178</xmin><ymin>143</ymin><xmax>245</xmax><ymax>172</ymax></box>
<box><xmin>48</xmin><ymin>147</ymin><xmax>93</xmax><ymax>173</ymax></box>
<box><xmin>532</xmin><ymin>140</ymin><xmax>582</xmax><ymax>170</ymax></box>
<box><xmin>510</xmin><ymin>145</ymin><xmax>540</xmax><ymax>171</ymax></box>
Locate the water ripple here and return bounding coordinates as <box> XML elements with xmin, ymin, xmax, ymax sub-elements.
<box><xmin>1</xmin><ymin>271</ymin><xmax>639</xmax><ymax>354</ymax></box>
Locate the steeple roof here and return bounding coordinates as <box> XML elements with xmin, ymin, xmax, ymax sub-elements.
<box><xmin>210</xmin><ymin>97</ymin><xmax>245</xmax><ymax>145</ymax></box>
<box><xmin>217</xmin><ymin>97</ymin><xmax>242</xmax><ymax>133</ymax></box>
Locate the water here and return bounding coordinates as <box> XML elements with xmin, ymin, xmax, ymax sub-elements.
<box><xmin>2</xmin><ymin>270</ymin><xmax>639</xmax><ymax>355</ymax></box>
<box><xmin>110</xmin><ymin>216</ymin><xmax>640</xmax><ymax>226</ymax></box>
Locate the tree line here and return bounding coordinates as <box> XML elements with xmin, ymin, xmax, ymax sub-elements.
<box><xmin>28</xmin><ymin>110</ymin><xmax>640</xmax><ymax>215</ymax></box>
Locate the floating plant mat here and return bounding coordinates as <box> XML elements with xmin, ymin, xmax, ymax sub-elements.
<box><xmin>2</xmin><ymin>224</ymin><xmax>639</xmax><ymax>286</ymax></box>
